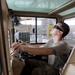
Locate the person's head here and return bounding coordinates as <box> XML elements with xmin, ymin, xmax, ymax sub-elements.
<box><xmin>51</xmin><ymin>21</ymin><xmax>70</xmax><ymax>38</ymax></box>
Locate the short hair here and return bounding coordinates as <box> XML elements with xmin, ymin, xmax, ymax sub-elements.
<box><xmin>59</xmin><ymin>21</ymin><xmax>70</xmax><ymax>38</ymax></box>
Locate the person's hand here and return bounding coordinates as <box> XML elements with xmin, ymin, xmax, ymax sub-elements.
<box><xmin>10</xmin><ymin>42</ymin><xmax>23</xmax><ymax>52</ymax></box>
<box><xmin>18</xmin><ymin>40</ymin><xmax>27</xmax><ymax>45</ymax></box>
<box><xmin>18</xmin><ymin>40</ymin><xmax>24</xmax><ymax>45</ymax></box>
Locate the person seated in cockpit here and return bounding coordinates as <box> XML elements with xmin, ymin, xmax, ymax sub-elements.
<box><xmin>11</xmin><ymin>21</ymin><xmax>70</xmax><ymax>75</ymax></box>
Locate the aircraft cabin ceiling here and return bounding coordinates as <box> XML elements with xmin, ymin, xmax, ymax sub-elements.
<box><xmin>6</xmin><ymin>0</ymin><xmax>75</xmax><ymax>16</ymax></box>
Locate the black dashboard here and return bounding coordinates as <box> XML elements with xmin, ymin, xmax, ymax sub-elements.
<box><xmin>18</xmin><ymin>51</ymin><xmax>48</xmax><ymax>63</ymax></box>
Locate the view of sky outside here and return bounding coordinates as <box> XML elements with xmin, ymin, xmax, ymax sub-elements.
<box><xmin>64</xmin><ymin>17</ymin><xmax>75</xmax><ymax>26</ymax></box>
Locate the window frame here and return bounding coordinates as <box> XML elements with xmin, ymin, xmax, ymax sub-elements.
<box><xmin>14</xmin><ymin>16</ymin><xmax>57</xmax><ymax>44</ymax></box>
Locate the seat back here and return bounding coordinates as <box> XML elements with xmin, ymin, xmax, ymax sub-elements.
<box><xmin>61</xmin><ymin>45</ymin><xmax>75</xmax><ymax>75</ymax></box>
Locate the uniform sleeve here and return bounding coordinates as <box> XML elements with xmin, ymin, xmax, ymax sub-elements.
<box><xmin>51</xmin><ymin>42</ymin><xmax>70</xmax><ymax>56</ymax></box>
